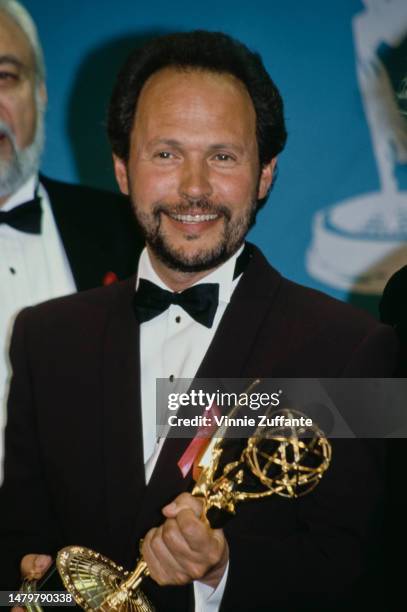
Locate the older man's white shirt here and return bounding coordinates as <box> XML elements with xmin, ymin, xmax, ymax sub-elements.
<box><xmin>0</xmin><ymin>174</ymin><xmax>76</xmax><ymax>482</ymax></box>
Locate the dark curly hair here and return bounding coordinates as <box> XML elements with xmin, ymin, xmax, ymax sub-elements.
<box><xmin>107</xmin><ymin>30</ymin><xmax>287</xmax><ymax>169</ymax></box>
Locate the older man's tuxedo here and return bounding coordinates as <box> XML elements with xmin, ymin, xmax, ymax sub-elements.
<box><xmin>0</xmin><ymin>174</ymin><xmax>144</xmax><ymax>485</ymax></box>
<box><xmin>40</xmin><ymin>175</ymin><xmax>143</xmax><ymax>288</ymax></box>
<box><xmin>0</xmin><ymin>245</ymin><xmax>398</xmax><ymax>611</ymax></box>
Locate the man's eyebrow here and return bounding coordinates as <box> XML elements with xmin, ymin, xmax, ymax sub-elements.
<box><xmin>148</xmin><ymin>139</ymin><xmax>244</xmax><ymax>153</ymax></box>
<box><xmin>0</xmin><ymin>55</ymin><xmax>25</xmax><ymax>70</ymax></box>
<box><xmin>208</xmin><ymin>143</ymin><xmax>244</xmax><ymax>153</ymax></box>
<box><xmin>148</xmin><ymin>138</ymin><xmax>183</xmax><ymax>148</ymax></box>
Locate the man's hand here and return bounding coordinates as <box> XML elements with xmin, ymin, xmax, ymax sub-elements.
<box><xmin>142</xmin><ymin>493</ymin><xmax>229</xmax><ymax>589</ymax></box>
<box><xmin>11</xmin><ymin>554</ymin><xmax>53</xmax><ymax>612</ymax></box>
<box><xmin>20</xmin><ymin>554</ymin><xmax>53</xmax><ymax>580</ymax></box>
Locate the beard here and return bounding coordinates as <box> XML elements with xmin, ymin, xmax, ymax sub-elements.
<box><xmin>0</xmin><ymin>90</ymin><xmax>45</xmax><ymax>198</ymax></box>
<box><xmin>134</xmin><ymin>196</ymin><xmax>258</xmax><ymax>273</ymax></box>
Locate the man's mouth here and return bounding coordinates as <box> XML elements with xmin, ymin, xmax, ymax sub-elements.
<box><xmin>0</xmin><ymin>121</ymin><xmax>14</xmax><ymax>143</ymax></box>
<box><xmin>168</xmin><ymin>213</ymin><xmax>220</xmax><ymax>223</ymax></box>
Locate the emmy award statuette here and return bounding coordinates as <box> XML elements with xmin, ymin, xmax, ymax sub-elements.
<box><xmin>21</xmin><ymin>381</ymin><xmax>332</xmax><ymax>611</ymax></box>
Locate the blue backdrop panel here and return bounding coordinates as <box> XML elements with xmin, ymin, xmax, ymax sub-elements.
<box><xmin>23</xmin><ymin>0</ymin><xmax>407</xmax><ymax>312</ymax></box>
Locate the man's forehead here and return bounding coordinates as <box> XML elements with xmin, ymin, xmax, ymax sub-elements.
<box><xmin>132</xmin><ymin>67</ymin><xmax>257</xmax><ymax>148</ymax></box>
<box><xmin>0</xmin><ymin>9</ymin><xmax>35</xmax><ymax>70</ymax></box>
<box><xmin>136</xmin><ymin>67</ymin><xmax>255</xmax><ymax>122</ymax></box>
<box><xmin>140</xmin><ymin>66</ymin><xmax>249</xmax><ymax>99</ymax></box>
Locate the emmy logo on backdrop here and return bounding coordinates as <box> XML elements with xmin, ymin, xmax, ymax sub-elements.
<box><xmin>21</xmin><ymin>380</ymin><xmax>331</xmax><ymax>611</ymax></box>
<box><xmin>307</xmin><ymin>0</ymin><xmax>407</xmax><ymax>294</ymax></box>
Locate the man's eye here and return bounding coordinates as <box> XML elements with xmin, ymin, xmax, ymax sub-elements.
<box><xmin>156</xmin><ymin>151</ymin><xmax>173</xmax><ymax>159</ymax></box>
<box><xmin>214</xmin><ymin>153</ymin><xmax>235</xmax><ymax>162</ymax></box>
<box><xmin>0</xmin><ymin>71</ymin><xmax>18</xmax><ymax>83</ymax></box>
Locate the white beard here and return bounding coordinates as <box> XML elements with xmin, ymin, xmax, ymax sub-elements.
<box><xmin>0</xmin><ymin>90</ymin><xmax>45</xmax><ymax>198</ymax></box>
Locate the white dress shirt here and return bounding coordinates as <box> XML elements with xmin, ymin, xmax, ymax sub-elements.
<box><xmin>137</xmin><ymin>245</ymin><xmax>243</xmax><ymax>612</ymax></box>
<box><xmin>0</xmin><ymin>174</ymin><xmax>76</xmax><ymax>481</ymax></box>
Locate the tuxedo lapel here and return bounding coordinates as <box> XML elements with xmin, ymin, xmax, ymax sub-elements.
<box><xmin>100</xmin><ymin>277</ymin><xmax>146</xmax><ymax>564</ymax></box>
<box><xmin>41</xmin><ymin>175</ymin><xmax>144</xmax><ymax>291</ymax></box>
<box><xmin>196</xmin><ymin>244</ymin><xmax>283</xmax><ymax>379</ymax></box>
<box><xmin>41</xmin><ymin>176</ymin><xmax>110</xmax><ymax>290</ymax></box>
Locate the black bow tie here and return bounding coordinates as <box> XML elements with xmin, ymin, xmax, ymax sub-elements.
<box><xmin>0</xmin><ymin>197</ymin><xmax>42</xmax><ymax>234</ymax></box>
<box><xmin>134</xmin><ymin>279</ymin><xmax>219</xmax><ymax>328</ymax></box>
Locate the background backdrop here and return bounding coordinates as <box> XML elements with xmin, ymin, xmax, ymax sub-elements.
<box><xmin>24</xmin><ymin>0</ymin><xmax>407</xmax><ymax>314</ymax></box>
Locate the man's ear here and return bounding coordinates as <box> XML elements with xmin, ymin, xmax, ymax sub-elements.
<box><xmin>113</xmin><ymin>154</ymin><xmax>129</xmax><ymax>195</ymax></box>
<box><xmin>258</xmin><ymin>157</ymin><xmax>277</xmax><ymax>200</ymax></box>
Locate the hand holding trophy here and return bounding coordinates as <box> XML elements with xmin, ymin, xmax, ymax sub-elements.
<box><xmin>22</xmin><ymin>380</ymin><xmax>331</xmax><ymax>611</ymax></box>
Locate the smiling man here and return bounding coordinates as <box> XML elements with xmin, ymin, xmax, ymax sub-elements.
<box><xmin>113</xmin><ymin>67</ymin><xmax>274</xmax><ymax>286</ymax></box>
<box><xmin>0</xmin><ymin>31</ymin><xmax>398</xmax><ymax>611</ymax></box>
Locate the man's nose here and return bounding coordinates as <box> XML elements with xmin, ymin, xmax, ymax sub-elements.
<box><xmin>178</xmin><ymin>159</ymin><xmax>213</xmax><ymax>201</ymax></box>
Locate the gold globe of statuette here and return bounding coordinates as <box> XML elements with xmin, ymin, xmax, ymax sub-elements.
<box><xmin>243</xmin><ymin>410</ymin><xmax>332</xmax><ymax>498</ymax></box>
<box><xmin>53</xmin><ymin>407</ymin><xmax>331</xmax><ymax>611</ymax></box>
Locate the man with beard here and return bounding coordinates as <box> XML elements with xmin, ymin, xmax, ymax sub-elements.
<box><xmin>0</xmin><ymin>0</ymin><xmax>142</xmax><ymax>481</ymax></box>
<box><xmin>0</xmin><ymin>31</ymin><xmax>398</xmax><ymax>611</ymax></box>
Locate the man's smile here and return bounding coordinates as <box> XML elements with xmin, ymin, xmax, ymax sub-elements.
<box><xmin>163</xmin><ymin>210</ymin><xmax>222</xmax><ymax>235</ymax></box>
<box><xmin>169</xmin><ymin>213</ymin><xmax>219</xmax><ymax>223</ymax></box>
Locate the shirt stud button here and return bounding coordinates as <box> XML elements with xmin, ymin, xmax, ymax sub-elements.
<box><xmin>175</xmin><ymin>316</ymin><xmax>181</xmax><ymax>323</ymax></box>
<box><xmin>169</xmin><ymin>374</ymin><xmax>174</xmax><ymax>382</ymax></box>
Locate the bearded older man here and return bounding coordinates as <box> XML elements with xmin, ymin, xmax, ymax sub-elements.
<box><xmin>0</xmin><ymin>0</ymin><xmax>143</xmax><ymax>480</ymax></box>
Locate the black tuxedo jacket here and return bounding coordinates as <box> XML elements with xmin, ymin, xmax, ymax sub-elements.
<box><xmin>0</xmin><ymin>245</ymin><xmax>398</xmax><ymax>611</ymax></box>
<box><xmin>379</xmin><ymin>264</ymin><xmax>407</xmax><ymax>375</ymax></box>
<box><xmin>41</xmin><ymin>175</ymin><xmax>144</xmax><ymax>289</ymax></box>
<box><xmin>379</xmin><ymin>266</ymin><xmax>407</xmax><ymax>610</ymax></box>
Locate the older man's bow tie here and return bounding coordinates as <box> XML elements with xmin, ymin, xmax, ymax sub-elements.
<box><xmin>134</xmin><ymin>279</ymin><xmax>219</xmax><ymax>328</ymax></box>
<box><xmin>0</xmin><ymin>197</ymin><xmax>42</xmax><ymax>234</ymax></box>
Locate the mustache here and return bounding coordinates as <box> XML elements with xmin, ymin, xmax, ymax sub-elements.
<box><xmin>0</xmin><ymin>120</ymin><xmax>16</xmax><ymax>146</ymax></box>
<box><xmin>153</xmin><ymin>199</ymin><xmax>231</xmax><ymax>221</ymax></box>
